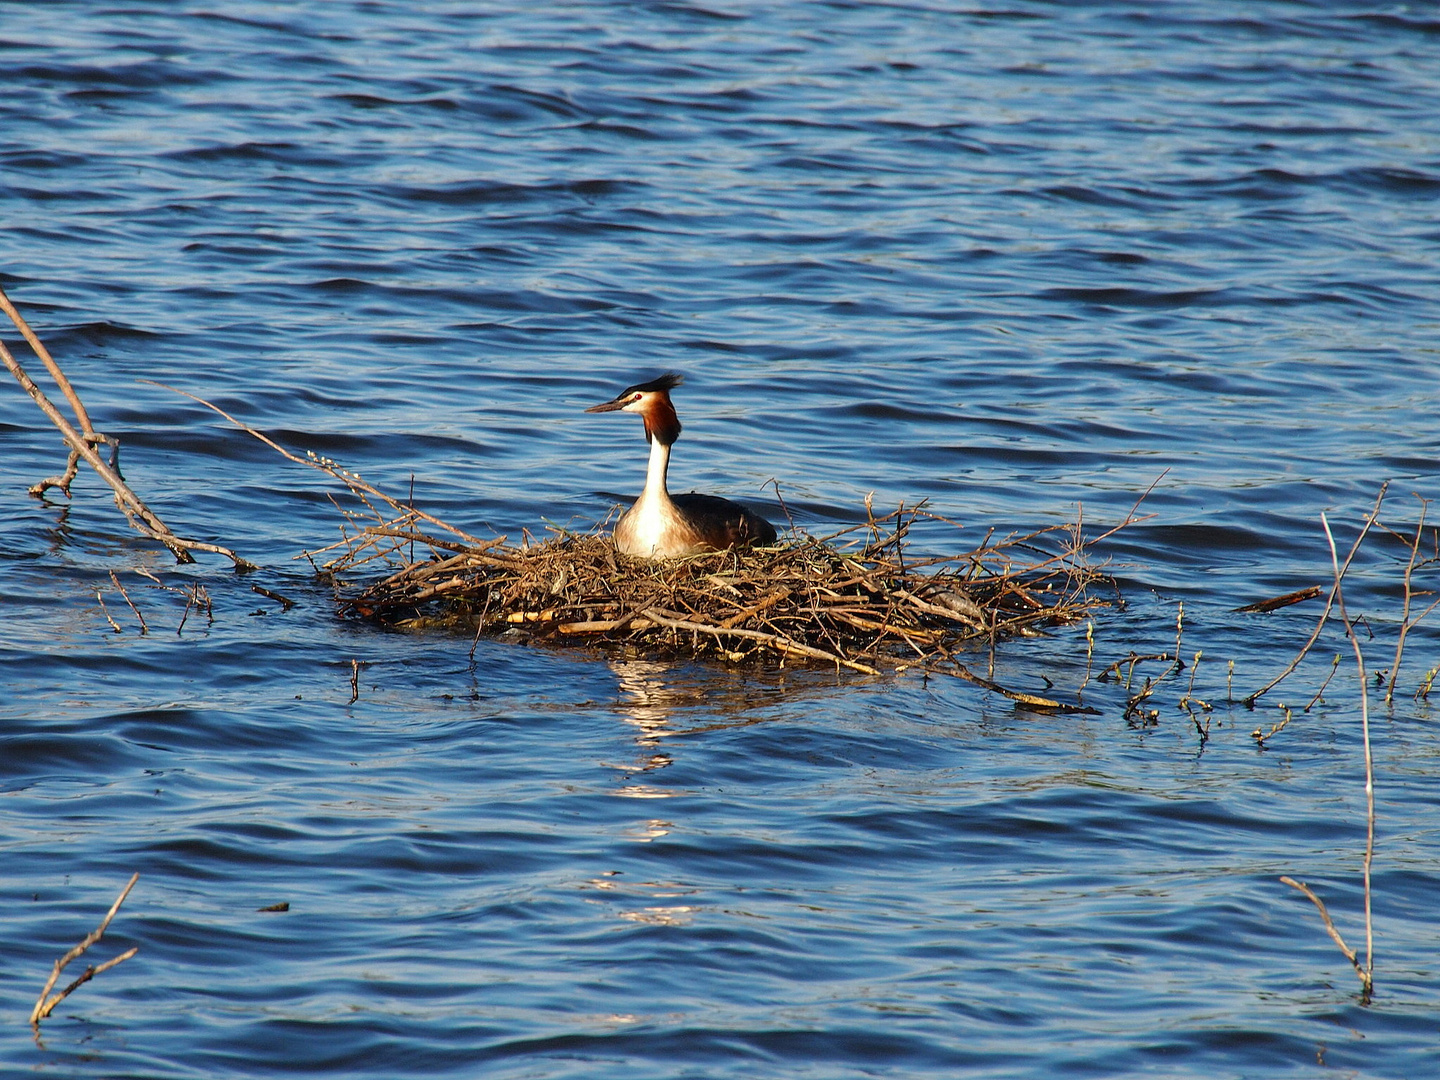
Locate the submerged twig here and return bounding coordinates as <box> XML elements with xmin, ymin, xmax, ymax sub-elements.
<box><xmin>1304</xmin><ymin>654</ymin><xmax>1343</xmax><ymax>713</ymax></box>
<box><xmin>251</xmin><ymin>584</ymin><xmax>296</xmax><ymax>611</ymax></box>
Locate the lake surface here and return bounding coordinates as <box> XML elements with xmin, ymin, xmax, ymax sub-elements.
<box><xmin>3</xmin><ymin>2</ymin><xmax>1440</xmax><ymax>1076</ymax></box>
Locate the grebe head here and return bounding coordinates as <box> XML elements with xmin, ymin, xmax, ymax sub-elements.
<box><xmin>584</xmin><ymin>372</ymin><xmax>684</xmax><ymax>446</ymax></box>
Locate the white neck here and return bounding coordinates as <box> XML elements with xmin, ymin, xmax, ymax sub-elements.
<box><xmin>642</xmin><ymin>436</ymin><xmax>672</xmax><ymax>504</ymax></box>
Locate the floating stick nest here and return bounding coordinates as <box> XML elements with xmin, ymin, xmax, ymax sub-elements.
<box><xmin>319</xmin><ymin>495</ymin><xmax>1127</xmax><ymax>709</ymax></box>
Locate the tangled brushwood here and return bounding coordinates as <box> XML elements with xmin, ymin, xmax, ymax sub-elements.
<box><xmin>319</xmin><ymin>500</ymin><xmax>1126</xmax><ymax>710</ymax></box>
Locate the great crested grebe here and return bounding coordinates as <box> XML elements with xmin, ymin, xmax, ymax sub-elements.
<box><xmin>585</xmin><ymin>373</ymin><xmax>777</xmax><ymax>559</ymax></box>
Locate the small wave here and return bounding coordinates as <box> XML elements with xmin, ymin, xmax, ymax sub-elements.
<box><xmin>376</xmin><ymin>178</ymin><xmax>640</xmax><ymax>207</ymax></box>
<box><xmin>1348</xmin><ymin>13</ymin><xmax>1440</xmax><ymax>35</ymax></box>
<box><xmin>15</xmin><ymin>60</ymin><xmax>225</xmax><ymax>90</ymax></box>
<box><xmin>164</xmin><ymin>141</ymin><xmax>343</xmax><ymax>166</ymax></box>
<box><xmin>1039</xmin><ymin>286</ymin><xmax>1229</xmax><ymax>310</ymax></box>
<box><xmin>329</xmin><ymin>93</ymin><xmax>460</xmax><ymax>113</ymax></box>
<box><xmin>0</xmin><ymin>149</ymin><xmax>89</xmax><ymax>170</ymax></box>
<box><xmin>49</xmin><ymin>321</ymin><xmax>161</xmax><ymax>348</ymax></box>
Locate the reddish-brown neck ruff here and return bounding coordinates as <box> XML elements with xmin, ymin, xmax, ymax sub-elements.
<box><xmin>639</xmin><ymin>392</ymin><xmax>682</xmax><ymax>446</ymax></box>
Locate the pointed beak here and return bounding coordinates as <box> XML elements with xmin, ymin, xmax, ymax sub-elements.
<box><xmin>584</xmin><ymin>395</ymin><xmax>630</xmax><ymax>413</ymax></box>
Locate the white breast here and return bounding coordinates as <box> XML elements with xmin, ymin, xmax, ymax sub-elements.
<box><xmin>615</xmin><ymin>493</ymin><xmax>704</xmax><ymax>558</ymax></box>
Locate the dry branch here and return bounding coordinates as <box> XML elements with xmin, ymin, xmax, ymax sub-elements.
<box><xmin>1235</xmin><ymin>586</ymin><xmax>1323</xmax><ymax>614</ymax></box>
<box><xmin>30</xmin><ymin>873</ymin><xmax>140</xmax><ymax>1026</ymax></box>
<box><xmin>1386</xmin><ymin>496</ymin><xmax>1436</xmax><ymax>704</ymax></box>
<box><xmin>0</xmin><ymin>287</ymin><xmax>252</xmax><ymax>568</ymax></box>
<box><xmin>108</xmin><ymin>570</ymin><xmax>148</xmax><ymax>633</ymax></box>
<box><xmin>1279</xmin><ymin>876</ymin><xmax>1370</xmax><ymax>998</ymax></box>
<box><xmin>1321</xmin><ymin>512</ymin><xmax>1375</xmax><ymax>996</ymax></box>
<box><xmin>149</xmin><ymin>381</ymin><xmax>492</xmax><ymax>551</ymax></box>
<box><xmin>1243</xmin><ymin>484</ymin><xmax>1387</xmax><ymax>707</ymax></box>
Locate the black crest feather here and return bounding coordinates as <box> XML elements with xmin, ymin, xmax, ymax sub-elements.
<box><xmin>621</xmin><ymin>372</ymin><xmax>683</xmax><ymax>396</ymax></box>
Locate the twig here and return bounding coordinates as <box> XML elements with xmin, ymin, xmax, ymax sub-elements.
<box><xmin>1304</xmin><ymin>654</ymin><xmax>1343</xmax><ymax>713</ymax></box>
<box><xmin>1279</xmin><ymin>876</ymin><xmax>1370</xmax><ymax>999</ymax></box>
<box><xmin>1244</xmin><ymin>484</ymin><xmax>1387</xmax><ymax>707</ymax></box>
<box><xmin>108</xmin><ymin>571</ymin><xmax>148</xmax><ymax>633</ymax></box>
<box><xmin>0</xmin><ymin>287</ymin><xmax>252</xmax><ymax>568</ymax></box>
<box><xmin>1251</xmin><ymin>703</ymin><xmax>1293</xmax><ymax>747</ymax></box>
<box><xmin>251</xmin><ymin>584</ymin><xmax>296</xmax><ymax>611</ymax></box>
<box><xmin>1099</xmin><ymin>651</ymin><xmax>1171</xmax><ymax>688</ymax></box>
<box><xmin>1235</xmin><ymin>586</ymin><xmax>1323</xmax><ymax>614</ymax></box>
<box><xmin>2</xmin><ymin>338</ymin><xmax>193</xmax><ymax>559</ymax></box>
<box><xmin>1321</xmin><ymin>512</ymin><xmax>1375</xmax><ymax>996</ymax></box>
<box><xmin>1418</xmin><ymin>666</ymin><xmax>1438</xmax><ymax>701</ymax></box>
<box><xmin>31</xmin><ymin>873</ymin><xmax>140</xmax><ymax>1026</ymax></box>
<box><xmin>1177</xmin><ymin>651</ymin><xmax>1212</xmax><ymax>736</ymax></box>
<box><xmin>0</xmin><ymin>287</ymin><xmax>96</xmax><ymax>436</ymax></box>
<box><xmin>767</xmin><ymin>478</ymin><xmax>798</xmax><ymax>539</ymax></box>
<box><xmin>95</xmin><ymin>588</ymin><xmax>122</xmax><ymax>633</ymax></box>
<box><xmin>1387</xmin><ymin>497</ymin><xmax>1430</xmax><ymax>704</ymax></box>
<box><xmin>940</xmin><ymin>656</ymin><xmax>1098</xmax><ymax>714</ymax></box>
<box><xmin>641</xmin><ymin>607</ymin><xmax>880</xmax><ymax>675</ymax></box>
<box><xmin>147</xmin><ymin>380</ymin><xmax>491</xmax><ymax>550</ymax></box>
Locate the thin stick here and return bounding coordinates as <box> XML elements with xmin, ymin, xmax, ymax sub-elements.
<box><xmin>95</xmin><ymin>588</ymin><xmax>122</xmax><ymax>633</ymax></box>
<box><xmin>1025</xmin><ymin>470</ymin><xmax>1168</xmax><ymax>579</ymax></box>
<box><xmin>1387</xmin><ymin>497</ymin><xmax>1429</xmax><ymax>704</ymax></box>
<box><xmin>251</xmin><ymin>584</ymin><xmax>296</xmax><ymax>611</ymax></box>
<box><xmin>1321</xmin><ymin>512</ymin><xmax>1375</xmax><ymax>996</ymax></box>
<box><xmin>0</xmin><ymin>285</ymin><xmax>97</xmax><ymax>436</ymax></box>
<box><xmin>0</xmin><ymin>296</ymin><xmax>251</xmax><ymax>567</ymax></box>
<box><xmin>1235</xmin><ymin>585</ymin><xmax>1323</xmax><ymax>614</ymax></box>
<box><xmin>1</xmin><ymin>339</ymin><xmax>201</xmax><ymax>561</ymax></box>
<box><xmin>1174</xmin><ymin>602</ymin><xmax>1185</xmax><ymax>668</ymax></box>
<box><xmin>1244</xmin><ymin>484</ymin><xmax>1387</xmax><ymax>706</ymax></box>
<box><xmin>942</xmin><ymin>657</ymin><xmax>1096</xmax><ymax>713</ymax></box>
<box><xmin>148</xmin><ymin>381</ymin><xmax>491</xmax><ymax>549</ymax></box>
<box><xmin>108</xmin><ymin>571</ymin><xmax>149</xmax><ymax>633</ymax></box>
<box><xmin>31</xmin><ymin>873</ymin><xmax>140</xmax><ymax>1025</ymax></box>
<box><xmin>1279</xmin><ymin>877</ymin><xmax>1369</xmax><ymax>996</ymax></box>
<box><xmin>641</xmin><ymin>607</ymin><xmax>880</xmax><ymax>675</ymax></box>
<box><xmin>767</xmin><ymin>478</ymin><xmax>798</xmax><ymax>539</ymax></box>
<box><xmin>177</xmin><ymin>587</ymin><xmax>195</xmax><ymax>635</ymax></box>
<box><xmin>1304</xmin><ymin>654</ymin><xmax>1343</xmax><ymax>713</ymax></box>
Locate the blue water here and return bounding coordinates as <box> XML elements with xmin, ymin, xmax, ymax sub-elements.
<box><xmin>4</xmin><ymin>2</ymin><xmax>1440</xmax><ymax>1076</ymax></box>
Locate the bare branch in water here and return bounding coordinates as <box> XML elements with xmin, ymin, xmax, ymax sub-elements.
<box><xmin>1320</xmin><ymin>512</ymin><xmax>1375</xmax><ymax>998</ymax></box>
<box><xmin>0</xmin><ymin>286</ymin><xmax>253</xmax><ymax>568</ymax></box>
<box><xmin>1280</xmin><ymin>876</ymin><xmax>1370</xmax><ymax>1000</ymax></box>
<box><xmin>1243</xmin><ymin>484</ymin><xmax>1387</xmax><ymax>707</ymax></box>
<box><xmin>146</xmin><ymin>380</ymin><xmax>492</xmax><ymax>551</ymax></box>
<box><xmin>31</xmin><ymin>874</ymin><xmax>140</xmax><ymax>1027</ymax></box>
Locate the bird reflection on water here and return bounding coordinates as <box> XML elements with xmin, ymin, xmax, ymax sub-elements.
<box><xmin>600</xmin><ymin>658</ymin><xmax>806</xmax><ymax>788</ymax></box>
